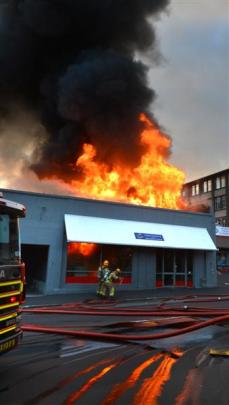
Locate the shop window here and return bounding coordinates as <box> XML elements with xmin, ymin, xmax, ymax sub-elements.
<box><xmin>66</xmin><ymin>242</ymin><xmax>100</xmax><ymax>283</ymax></box>
<box><xmin>214</xmin><ymin>196</ymin><xmax>226</xmax><ymax>211</ymax></box>
<box><xmin>217</xmin><ymin>251</ymin><xmax>229</xmax><ymax>272</ymax></box>
<box><xmin>187</xmin><ymin>251</ymin><xmax>193</xmax><ymax>273</ymax></box>
<box><xmin>65</xmin><ymin>242</ymin><xmax>132</xmax><ymax>284</ymax></box>
<box><xmin>216</xmin><ymin>176</ymin><xmax>226</xmax><ymax>189</ymax></box>
<box><xmin>187</xmin><ymin>251</ymin><xmax>193</xmax><ymax>287</ymax></box>
<box><xmin>101</xmin><ymin>245</ymin><xmax>133</xmax><ymax>284</ymax></box>
<box><xmin>164</xmin><ymin>274</ymin><xmax>174</xmax><ymax>286</ymax></box>
<box><xmin>164</xmin><ymin>250</ymin><xmax>174</xmax><ymax>272</ymax></box>
<box><xmin>156</xmin><ymin>250</ymin><xmax>163</xmax><ymax>274</ymax></box>
<box><xmin>156</xmin><ymin>250</ymin><xmax>163</xmax><ymax>287</ymax></box>
<box><xmin>176</xmin><ymin>274</ymin><xmax>185</xmax><ymax>286</ymax></box>
<box><xmin>175</xmin><ymin>251</ymin><xmax>186</xmax><ymax>273</ymax></box>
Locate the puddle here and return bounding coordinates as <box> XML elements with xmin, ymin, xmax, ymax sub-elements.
<box><xmin>134</xmin><ymin>325</ymin><xmax>226</xmax><ymax>349</ymax></box>
<box><xmin>60</xmin><ymin>339</ymin><xmax>121</xmax><ymax>358</ymax></box>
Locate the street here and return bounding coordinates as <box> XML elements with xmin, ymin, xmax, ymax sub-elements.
<box><xmin>1</xmin><ymin>292</ymin><xmax>229</xmax><ymax>405</ymax></box>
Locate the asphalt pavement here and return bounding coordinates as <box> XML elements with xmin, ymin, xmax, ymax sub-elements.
<box><xmin>25</xmin><ymin>285</ymin><xmax>229</xmax><ymax>307</ymax></box>
<box><xmin>1</xmin><ymin>287</ymin><xmax>229</xmax><ymax>405</ymax></box>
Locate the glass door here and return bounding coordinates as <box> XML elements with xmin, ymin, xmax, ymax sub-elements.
<box><xmin>164</xmin><ymin>250</ymin><xmax>175</xmax><ymax>286</ymax></box>
<box><xmin>156</xmin><ymin>249</ymin><xmax>193</xmax><ymax>287</ymax></box>
<box><xmin>174</xmin><ymin>250</ymin><xmax>186</xmax><ymax>287</ymax></box>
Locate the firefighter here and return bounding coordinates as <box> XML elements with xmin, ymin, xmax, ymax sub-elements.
<box><xmin>97</xmin><ymin>259</ymin><xmax>110</xmax><ymax>296</ymax></box>
<box><xmin>103</xmin><ymin>268</ymin><xmax>122</xmax><ymax>298</ymax></box>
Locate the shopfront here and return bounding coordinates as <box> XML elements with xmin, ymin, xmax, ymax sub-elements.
<box><xmin>64</xmin><ymin>213</ymin><xmax>216</xmax><ymax>290</ymax></box>
<box><xmin>1</xmin><ymin>188</ymin><xmax>218</xmax><ymax>294</ymax></box>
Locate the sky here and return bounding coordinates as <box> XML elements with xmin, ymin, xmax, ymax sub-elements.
<box><xmin>149</xmin><ymin>0</ymin><xmax>229</xmax><ymax>181</ymax></box>
<box><xmin>0</xmin><ymin>0</ymin><xmax>228</xmax><ymax>192</ymax></box>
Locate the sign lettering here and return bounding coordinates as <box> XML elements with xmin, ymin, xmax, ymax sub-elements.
<box><xmin>134</xmin><ymin>233</ymin><xmax>164</xmax><ymax>241</ymax></box>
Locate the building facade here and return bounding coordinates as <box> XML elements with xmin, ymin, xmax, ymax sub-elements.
<box><xmin>1</xmin><ymin>188</ymin><xmax>217</xmax><ymax>294</ymax></box>
<box><xmin>183</xmin><ymin>168</ymin><xmax>229</xmax><ymax>284</ymax></box>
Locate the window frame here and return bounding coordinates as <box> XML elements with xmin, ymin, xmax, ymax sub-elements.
<box><xmin>214</xmin><ymin>195</ymin><xmax>226</xmax><ymax>211</ymax></box>
<box><xmin>216</xmin><ymin>176</ymin><xmax>226</xmax><ymax>190</ymax></box>
<box><xmin>203</xmin><ymin>179</ymin><xmax>212</xmax><ymax>193</ymax></box>
<box><xmin>191</xmin><ymin>183</ymin><xmax>200</xmax><ymax>196</ymax></box>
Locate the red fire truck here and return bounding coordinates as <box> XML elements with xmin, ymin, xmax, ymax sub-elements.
<box><xmin>0</xmin><ymin>192</ymin><xmax>26</xmax><ymax>354</ymax></box>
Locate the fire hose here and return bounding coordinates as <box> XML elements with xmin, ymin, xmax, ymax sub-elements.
<box><xmin>22</xmin><ymin>294</ymin><xmax>229</xmax><ymax>342</ymax></box>
<box><xmin>22</xmin><ymin>314</ymin><xmax>229</xmax><ymax>343</ymax></box>
<box><xmin>22</xmin><ymin>307</ymin><xmax>229</xmax><ymax>317</ymax></box>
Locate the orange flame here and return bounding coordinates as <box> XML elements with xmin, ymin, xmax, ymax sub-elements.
<box><xmin>67</xmin><ymin>242</ymin><xmax>96</xmax><ymax>256</ymax></box>
<box><xmin>70</xmin><ymin>114</ymin><xmax>186</xmax><ymax>209</ymax></box>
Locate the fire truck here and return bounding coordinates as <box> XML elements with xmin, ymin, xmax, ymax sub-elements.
<box><xmin>0</xmin><ymin>192</ymin><xmax>26</xmax><ymax>355</ymax></box>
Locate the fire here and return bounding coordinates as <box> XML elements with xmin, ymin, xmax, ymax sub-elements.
<box><xmin>67</xmin><ymin>242</ymin><xmax>96</xmax><ymax>256</ymax></box>
<box><xmin>69</xmin><ymin>114</ymin><xmax>186</xmax><ymax>209</ymax></box>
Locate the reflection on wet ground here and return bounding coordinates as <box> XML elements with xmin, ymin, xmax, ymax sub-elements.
<box><xmin>174</xmin><ymin>368</ymin><xmax>203</xmax><ymax>405</ymax></box>
<box><xmin>101</xmin><ymin>353</ymin><xmax>164</xmax><ymax>405</ymax></box>
<box><xmin>2</xmin><ymin>296</ymin><xmax>229</xmax><ymax>404</ymax></box>
<box><xmin>132</xmin><ymin>354</ymin><xmax>178</xmax><ymax>405</ymax></box>
<box><xmin>2</xmin><ymin>331</ymin><xmax>229</xmax><ymax>405</ymax></box>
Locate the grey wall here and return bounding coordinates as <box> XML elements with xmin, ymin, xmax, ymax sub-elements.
<box><xmin>1</xmin><ymin>188</ymin><xmax>217</xmax><ymax>293</ymax></box>
<box><xmin>132</xmin><ymin>248</ymin><xmax>155</xmax><ymax>290</ymax></box>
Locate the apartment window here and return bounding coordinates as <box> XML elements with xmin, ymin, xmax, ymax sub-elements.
<box><xmin>214</xmin><ymin>195</ymin><xmax>226</xmax><ymax>211</ymax></box>
<box><xmin>203</xmin><ymin>180</ymin><xmax>212</xmax><ymax>193</ymax></box>
<box><xmin>191</xmin><ymin>183</ymin><xmax>200</xmax><ymax>196</ymax></box>
<box><xmin>216</xmin><ymin>176</ymin><xmax>226</xmax><ymax>189</ymax></box>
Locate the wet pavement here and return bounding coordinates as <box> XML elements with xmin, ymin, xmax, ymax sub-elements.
<box><xmin>1</xmin><ymin>288</ymin><xmax>229</xmax><ymax>404</ymax></box>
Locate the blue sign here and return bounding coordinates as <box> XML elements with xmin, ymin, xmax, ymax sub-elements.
<box><xmin>134</xmin><ymin>232</ymin><xmax>164</xmax><ymax>241</ymax></box>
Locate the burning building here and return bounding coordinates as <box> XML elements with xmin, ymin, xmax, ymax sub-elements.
<box><xmin>1</xmin><ymin>188</ymin><xmax>217</xmax><ymax>294</ymax></box>
<box><xmin>0</xmin><ymin>2</ymin><xmax>218</xmax><ymax>293</ymax></box>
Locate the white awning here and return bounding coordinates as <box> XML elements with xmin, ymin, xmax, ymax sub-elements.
<box><xmin>64</xmin><ymin>214</ymin><xmax>217</xmax><ymax>251</ymax></box>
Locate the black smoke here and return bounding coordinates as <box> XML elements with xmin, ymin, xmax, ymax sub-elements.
<box><xmin>0</xmin><ymin>0</ymin><xmax>170</xmax><ymax>181</ymax></box>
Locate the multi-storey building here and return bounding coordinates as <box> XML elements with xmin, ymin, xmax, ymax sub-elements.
<box><xmin>183</xmin><ymin>168</ymin><xmax>229</xmax><ymax>282</ymax></box>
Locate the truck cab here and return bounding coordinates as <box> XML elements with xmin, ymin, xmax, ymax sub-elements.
<box><xmin>0</xmin><ymin>192</ymin><xmax>26</xmax><ymax>354</ymax></box>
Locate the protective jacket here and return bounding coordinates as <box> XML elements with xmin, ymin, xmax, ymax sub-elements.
<box><xmin>97</xmin><ymin>266</ymin><xmax>110</xmax><ymax>295</ymax></box>
<box><xmin>102</xmin><ymin>269</ymin><xmax>121</xmax><ymax>297</ymax></box>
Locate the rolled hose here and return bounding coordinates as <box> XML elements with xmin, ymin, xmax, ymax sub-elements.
<box><xmin>22</xmin><ymin>313</ymin><xmax>229</xmax><ymax>342</ymax></box>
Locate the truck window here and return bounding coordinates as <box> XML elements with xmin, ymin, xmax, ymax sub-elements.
<box><xmin>0</xmin><ymin>214</ymin><xmax>20</xmax><ymax>264</ymax></box>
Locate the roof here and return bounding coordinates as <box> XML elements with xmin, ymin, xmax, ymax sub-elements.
<box><xmin>0</xmin><ymin>187</ymin><xmax>213</xmax><ymax>218</ymax></box>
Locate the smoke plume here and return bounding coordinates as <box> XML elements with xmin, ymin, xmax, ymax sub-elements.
<box><xmin>0</xmin><ymin>0</ymin><xmax>170</xmax><ymax>183</ymax></box>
